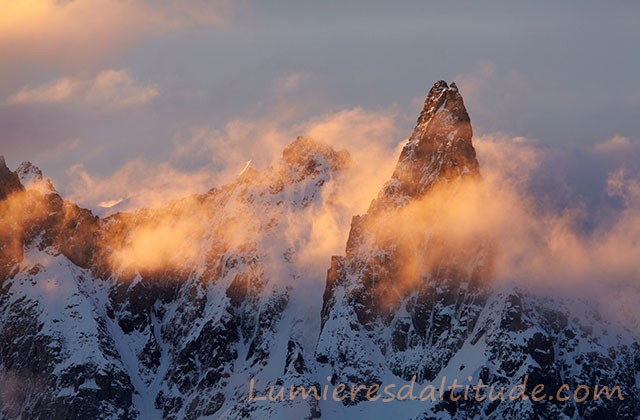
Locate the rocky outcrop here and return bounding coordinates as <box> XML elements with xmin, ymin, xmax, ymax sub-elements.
<box><xmin>372</xmin><ymin>81</ymin><xmax>478</xmax><ymax>212</ymax></box>
<box><xmin>0</xmin><ymin>156</ymin><xmax>23</xmax><ymax>201</ymax></box>
<box><xmin>316</xmin><ymin>82</ymin><xmax>640</xmax><ymax>418</ymax></box>
<box><xmin>317</xmin><ymin>81</ymin><xmax>491</xmax><ymax>390</ymax></box>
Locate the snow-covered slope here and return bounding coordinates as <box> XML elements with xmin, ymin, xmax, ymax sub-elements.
<box><xmin>1</xmin><ymin>82</ymin><xmax>638</xmax><ymax>419</ymax></box>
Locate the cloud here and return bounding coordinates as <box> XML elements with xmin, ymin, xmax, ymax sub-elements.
<box><xmin>0</xmin><ymin>0</ymin><xmax>234</xmax><ymax>40</ymax></box>
<box><xmin>64</xmin><ymin>159</ymin><xmax>217</xmax><ymax>213</ymax></box>
<box><xmin>167</xmin><ymin>105</ymin><xmax>403</xmax><ymax>204</ymax></box>
<box><xmin>594</xmin><ymin>135</ymin><xmax>633</xmax><ymax>154</ymax></box>
<box><xmin>369</xmin><ymin>132</ymin><xmax>640</xmax><ymax>326</ymax></box>
<box><xmin>455</xmin><ymin>60</ymin><xmax>497</xmax><ymax>105</ymax></box>
<box><xmin>275</xmin><ymin>72</ymin><xmax>310</xmax><ymax>94</ymax></box>
<box><xmin>474</xmin><ymin>138</ymin><xmax>640</xmax><ymax>287</ymax></box>
<box><xmin>0</xmin><ymin>0</ymin><xmax>234</xmax><ymax>79</ymax></box>
<box><xmin>5</xmin><ymin>69</ymin><xmax>159</xmax><ymax>109</ymax></box>
<box><xmin>61</xmin><ymin>104</ymin><xmax>402</xmax><ymax>217</ymax></box>
<box><xmin>472</xmin><ymin>133</ymin><xmax>540</xmax><ymax>185</ymax></box>
<box><xmin>56</xmin><ymin>105</ymin><xmax>403</xmax><ymax>282</ymax></box>
<box><xmin>107</xmin><ymin>195</ymin><xmax>213</xmax><ymax>273</ymax></box>
<box><xmin>454</xmin><ymin>60</ymin><xmax>530</xmax><ymax>129</ymax></box>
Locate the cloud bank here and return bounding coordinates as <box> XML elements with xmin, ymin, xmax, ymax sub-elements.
<box><xmin>5</xmin><ymin>69</ymin><xmax>159</xmax><ymax>109</ymax></box>
<box><xmin>63</xmin><ymin>106</ymin><xmax>402</xmax><ymax>214</ymax></box>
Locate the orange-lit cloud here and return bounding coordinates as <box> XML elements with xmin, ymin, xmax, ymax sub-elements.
<box><xmin>0</xmin><ymin>0</ymin><xmax>233</xmax><ymax>42</ymax></box>
<box><xmin>0</xmin><ymin>0</ymin><xmax>235</xmax><ymax>79</ymax></box>
<box><xmin>68</xmin><ymin>106</ymin><xmax>401</xmax><ymax>214</ymax></box>
<box><xmin>106</xmin><ymin>195</ymin><xmax>212</xmax><ymax>273</ymax></box>
<box><xmin>464</xmin><ymin>135</ymin><xmax>639</xmax><ymax>288</ymax></box>
<box><xmin>65</xmin><ymin>159</ymin><xmax>217</xmax><ymax>212</ymax></box>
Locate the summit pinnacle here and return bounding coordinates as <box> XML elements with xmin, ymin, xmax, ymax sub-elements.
<box><xmin>375</xmin><ymin>80</ymin><xmax>479</xmax><ymax>209</ymax></box>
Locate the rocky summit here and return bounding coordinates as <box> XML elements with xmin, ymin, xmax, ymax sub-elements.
<box><xmin>1</xmin><ymin>82</ymin><xmax>638</xmax><ymax>419</ymax></box>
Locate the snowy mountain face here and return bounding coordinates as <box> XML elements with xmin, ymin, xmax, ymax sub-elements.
<box><xmin>1</xmin><ymin>82</ymin><xmax>639</xmax><ymax>419</ymax></box>
<box><xmin>0</xmin><ymin>136</ymin><xmax>349</xmax><ymax>419</ymax></box>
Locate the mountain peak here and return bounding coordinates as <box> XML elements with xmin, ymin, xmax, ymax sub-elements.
<box><xmin>373</xmin><ymin>80</ymin><xmax>479</xmax><ymax>209</ymax></box>
<box><xmin>16</xmin><ymin>161</ymin><xmax>43</xmax><ymax>183</ymax></box>
<box><xmin>281</xmin><ymin>136</ymin><xmax>351</xmax><ymax>178</ymax></box>
<box><xmin>417</xmin><ymin>80</ymin><xmax>466</xmax><ymax>125</ymax></box>
<box><xmin>16</xmin><ymin>161</ymin><xmax>56</xmax><ymax>194</ymax></box>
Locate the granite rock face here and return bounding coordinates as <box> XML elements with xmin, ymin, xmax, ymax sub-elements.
<box><xmin>377</xmin><ymin>80</ymin><xmax>478</xmax><ymax>209</ymax></box>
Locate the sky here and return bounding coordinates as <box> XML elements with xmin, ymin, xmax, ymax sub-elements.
<box><xmin>1</xmin><ymin>0</ymin><xmax>640</xmax><ymax>214</ymax></box>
